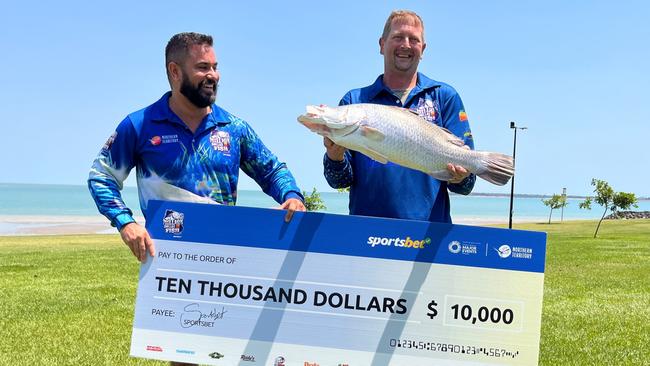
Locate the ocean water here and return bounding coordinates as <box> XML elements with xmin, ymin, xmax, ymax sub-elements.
<box><xmin>1</xmin><ymin>183</ymin><xmax>648</xmax><ymax>222</ymax></box>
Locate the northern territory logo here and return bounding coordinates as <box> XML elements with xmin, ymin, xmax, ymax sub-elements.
<box><xmin>495</xmin><ymin>244</ymin><xmax>533</xmax><ymax>259</ymax></box>
<box><xmin>149</xmin><ymin>136</ymin><xmax>162</xmax><ymax>146</ymax></box>
<box><xmin>163</xmin><ymin>209</ymin><xmax>184</xmax><ymax>234</ymax></box>
<box><xmin>150</xmin><ymin>134</ymin><xmax>179</xmax><ymax>146</ymax></box>
<box><xmin>495</xmin><ymin>244</ymin><xmax>512</xmax><ymax>258</ymax></box>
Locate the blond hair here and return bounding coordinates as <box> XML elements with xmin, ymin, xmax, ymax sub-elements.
<box><xmin>381</xmin><ymin>10</ymin><xmax>425</xmax><ymax>42</ymax></box>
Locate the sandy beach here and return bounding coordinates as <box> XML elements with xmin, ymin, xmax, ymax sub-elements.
<box><xmin>0</xmin><ymin>215</ymin><xmax>145</xmax><ymax>236</ymax></box>
<box><xmin>0</xmin><ymin>214</ymin><xmax>515</xmax><ymax>236</ymax></box>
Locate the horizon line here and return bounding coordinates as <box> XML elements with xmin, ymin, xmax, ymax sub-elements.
<box><xmin>2</xmin><ymin>181</ymin><xmax>649</xmax><ymax>201</ymax></box>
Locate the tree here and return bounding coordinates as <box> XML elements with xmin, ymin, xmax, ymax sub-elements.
<box><xmin>302</xmin><ymin>187</ymin><xmax>327</xmax><ymax>211</ymax></box>
<box><xmin>579</xmin><ymin>178</ymin><xmax>638</xmax><ymax>238</ymax></box>
<box><xmin>542</xmin><ymin>194</ymin><xmax>568</xmax><ymax>224</ymax></box>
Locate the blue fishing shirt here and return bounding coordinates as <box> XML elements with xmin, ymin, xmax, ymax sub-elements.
<box><xmin>323</xmin><ymin>73</ymin><xmax>475</xmax><ymax>223</ymax></box>
<box><xmin>89</xmin><ymin>92</ymin><xmax>303</xmax><ymax>230</ymax></box>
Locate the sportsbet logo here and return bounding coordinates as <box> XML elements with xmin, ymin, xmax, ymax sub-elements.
<box><xmin>367</xmin><ymin>236</ymin><xmax>431</xmax><ymax>249</ymax></box>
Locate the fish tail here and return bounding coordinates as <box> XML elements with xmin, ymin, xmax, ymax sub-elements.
<box><xmin>476</xmin><ymin>152</ymin><xmax>514</xmax><ymax>186</ymax></box>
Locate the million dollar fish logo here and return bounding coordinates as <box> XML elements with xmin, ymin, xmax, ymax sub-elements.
<box><xmin>210</xmin><ymin>130</ymin><xmax>231</xmax><ymax>153</ymax></box>
<box><xmin>162</xmin><ymin>209</ymin><xmax>184</xmax><ymax>234</ymax></box>
<box><xmin>413</xmin><ymin>98</ymin><xmax>439</xmax><ymax>122</ymax></box>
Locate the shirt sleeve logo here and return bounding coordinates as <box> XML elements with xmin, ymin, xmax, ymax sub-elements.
<box><xmin>102</xmin><ymin>131</ymin><xmax>117</xmax><ymax>151</ymax></box>
<box><xmin>459</xmin><ymin>110</ymin><xmax>468</xmax><ymax>122</ymax></box>
<box><xmin>210</xmin><ymin>130</ymin><xmax>231</xmax><ymax>153</ymax></box>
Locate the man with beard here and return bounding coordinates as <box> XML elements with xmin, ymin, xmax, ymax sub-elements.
<box><xmin>89</xmin><ymin>32</ymin><xmax>305</xmax><ymax>267</ymax></box>
<box><xmin>322</xmin><ymin>10</ymin><xmax>475</xmax><ymax>223</ymax></box>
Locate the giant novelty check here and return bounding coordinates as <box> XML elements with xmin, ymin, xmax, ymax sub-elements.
<box><xmin>130</xmin><ymin>200</ymin><xmax>546</xmax><ymax>366</ymax></box>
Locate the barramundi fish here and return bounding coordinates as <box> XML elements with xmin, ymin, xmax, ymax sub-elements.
<box><xmin>297</xmin><ymin>103</ymin><xmax>514</xmax><ymax>186</ymax></box>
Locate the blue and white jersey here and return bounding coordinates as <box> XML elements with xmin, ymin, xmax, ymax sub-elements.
<box><xmin>89</xmin><ymin>92</ymin><xmax>303</xmax><ymax>230</ymax></box>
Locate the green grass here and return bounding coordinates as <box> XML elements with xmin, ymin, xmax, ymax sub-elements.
<box><xmin>509</xmin><ymin>220</ymin><xmax>650</xmax><ymax>365</ymax></box>
<box><xmin>1</xmin><ymin>220</ymin><xmax>648</xmax><ymax>365</ymax></box>
<box><xmin>0</xmin><ymin>235</ymin><xmax>166</xmax><ymax>365</ymax></box>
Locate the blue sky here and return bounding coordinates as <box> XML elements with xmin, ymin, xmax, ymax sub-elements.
<box><xmin>1</xmin><ymin>1</ymin><xmax>648</xmax><ymax>197</ymax></box>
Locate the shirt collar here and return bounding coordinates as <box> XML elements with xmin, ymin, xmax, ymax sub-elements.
<box><xmin>368</xmin><ymin>72</ymin><xmax>442</xmax><ymax>100</ymax></box>
<box><xmin>149</xmin><ymin>91</ymin><xmax>232</xmax><ymax>128</ymax></box>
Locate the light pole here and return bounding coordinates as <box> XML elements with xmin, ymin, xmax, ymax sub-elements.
<box><xmin>508</xmin><ymin>122</ymin><xmax>527</xmax><ymax>229</ymax></box>
<box><xmin>560</xmin><ymin>188</ymin><xmax>566</xmax><ymax>222</ymax></box>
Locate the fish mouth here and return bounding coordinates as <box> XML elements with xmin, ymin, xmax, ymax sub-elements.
<box><xmin>298</xmin><ymin>105</ymin><xmax>328</xmax><ymax>126</ymax></box>
<box><xmin>297</xmin><ymin>104</ymin><xmax>360</xmax><ymax>138</ymax></box>
<box><xmin>298</xmin><ymin>117</ymin><xmax>359</xmax><ymax>139</ymax></box>
<box><xmin>298</xmin><ymin>107</ymin><xmax>325</xmax><ymax>124</ymax></box>
<box><xmin>298</xmin><ymin>116</ymin><xmax>332</xmax><ymax>136</ymax></box>
<box><xmin>298</xmin><ymin>106</ymin><xmax>330</xmax><ymax>135</ymax></box>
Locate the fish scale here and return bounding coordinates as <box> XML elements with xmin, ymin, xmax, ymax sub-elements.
<box><xmin>298</xmin><ymin>103</ymin><xmax>514</xmax><ymax>186</ymax></box>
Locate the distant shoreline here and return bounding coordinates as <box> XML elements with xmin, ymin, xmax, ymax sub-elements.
<box><xmin>461</xmin><ymin>192</ymin><xmax>650</xmax><ymax>200</ymax></box>
<box><xmin>2</xmin><ymin>182</ymin><xmax>649</xmax><ymax>201</ymax></box>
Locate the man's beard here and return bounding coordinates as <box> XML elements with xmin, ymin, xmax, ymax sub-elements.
<box><xmin>180</xmin><ymin>70</ymin><xmax>218</xmax><ymax>108</ymax></box>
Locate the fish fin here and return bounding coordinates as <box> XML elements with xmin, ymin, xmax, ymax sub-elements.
<box><xmin>439</xmin><ymin>127</ymin><xmax>466</xmax><ymax>147</ymax></box>
<box><xmin>476</xmin><ymin>152</ymin><xmax>514</xmax><ymax>186</ymax></box>
<box><xmin>428</xmin><ymin>170</ymin><xmax>454</xmax><ymax>181</ymax></box>
<box><xmin>388</xmin><ymin>105</ymin><xmax>419</xmax><ymax>116</ymax></box>
<box><xmin>360</xmin><ymin>126</ymin><xmax>385</xmax><ymax>142</ymax></box>
<box><xmin>407</xmin><ymin>109</ymin><xmax>420</xmax><ymax>116</ymax></box>
<box><xmin>358</xmin><ymin>146</ymin><xmax>389</xmax><ymax>164</ymax></box>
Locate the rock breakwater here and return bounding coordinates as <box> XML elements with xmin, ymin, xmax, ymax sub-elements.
<box><xmin>604</xmin><ymin>211</ymin><xmax>650</xmax><ymax>220</ymax></box>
